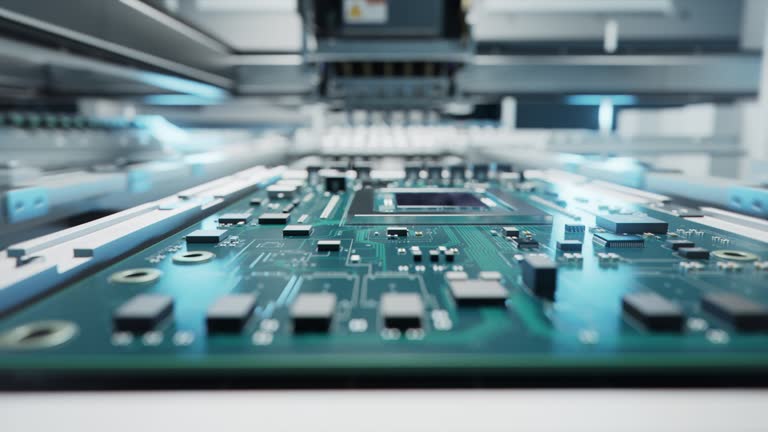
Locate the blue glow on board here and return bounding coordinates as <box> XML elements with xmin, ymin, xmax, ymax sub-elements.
<box><xmin>565</xmin><ymin>94</ymin><xmax>638</xmax><ymax>106</ymax></box>
<box><xmin>143</xmin><ymin>95</ymin><xmax>223</xmax><ymax>106</ymax></box>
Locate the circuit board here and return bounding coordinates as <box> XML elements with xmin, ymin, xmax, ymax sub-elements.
<box><xmin>2</xmin><ymin>164</ymin><xmax>768</xmax><ymax>388</ymax></box>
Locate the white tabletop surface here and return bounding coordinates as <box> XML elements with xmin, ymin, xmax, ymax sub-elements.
<box><xmin>2</xmin><ymin>389</ymin><xmax>766</xmax><ymax>432</ymax></box>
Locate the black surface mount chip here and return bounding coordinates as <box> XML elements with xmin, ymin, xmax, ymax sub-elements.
<box><xmin>678</xmin><ymin>247</ymin><xmax>710</xmax><ymax>260</ymax></box>
<box><xmin>113</xmin><ymin>294</ymin><xmax>174</xmax><ymax>333</ymax></box>
<box><xmin>512</xmin><ymin>237</ymin><xmax>539</xmax><ymax>249</ymax></box>
<box><xmin>593</xmin><ymin>233</ymin><xmax>644</xmax><ymax>248</ymax></box>
<box><xmin>702</xmin><ymin>293</ymin><xmax>768</xmax><ymax>332</ymax></box>
<box><xmin>258</xmin><ymin>213</ymin><xmax>290</xmax><ymax>225</ymax></box>
<box><xmin>622</xmin><ymin>292</ymin><xmax>684</xmax><ymax>332</ymax></box>
<box><xmin>283</xmin><ymin>225</ymin><xmax>312</xmax><ymax>236</ymax></box>
<box><xmin>206</xmin><ymin>294</ymin><xmax>257</xmax><ymax>333</ymax></box>
<box><xmin>186</xmin><ymin>229</ymin><xmax>228</xmax><ymax>244</ymax></box>
<box><xmin>596</xmin><ymin>214</ymin><xmax>668</xmax><ymax>234</ymax></box>
<box><xmin>521</xmin><ymin>255</ymin><xmax>558</xmax><ymax>300</ymax></box>
<box><xmin>557</xmin><ymin>240</ymin><xmax>583</xmax><ymax>252</ymax></box>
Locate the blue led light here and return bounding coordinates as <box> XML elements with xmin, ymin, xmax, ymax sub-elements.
<box><xmin>143</xmin><ymin>95</ymin><xmax>223</xmax><ymax>106</ymax></box>
<box><xmin>138</xmin><ymin>71</ymin><xmax>228</xmax><ymax>100</ymax></box>
<box><xmin>565</xmin><ymin>95</ymin><xmax>638</xmax><ymax>106</ymax></box>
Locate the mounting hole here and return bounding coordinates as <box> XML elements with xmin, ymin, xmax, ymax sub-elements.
<box><xmin>172</xmin><ymin>250</ymin><xmax>215</xmax><ymax>264</ymax></box>
<box><xmin>712</xmin><ymin>250</ymin><xmax>759</xmax><ymax>262</ymax></box>
<box><xmin>109</xmin><ymin>268</ymin><xmax>162</xmax><ymax>284</ymax></box>
<box><xmin>0</xmin><ymin>321</ymin><xmax>78</xmax><ymax>350</ymax></box>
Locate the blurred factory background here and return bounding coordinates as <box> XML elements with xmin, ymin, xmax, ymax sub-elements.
<box><xmin>0</xmin><ymin>0</ymin><xmax>767</xmax><ymax>248</ymax></box>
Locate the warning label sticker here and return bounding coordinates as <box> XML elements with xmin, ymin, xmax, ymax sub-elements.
<box><xmin>343</xmin><ymin>0</ymin><xmax>388</xmax><ymax>24</ymax></box>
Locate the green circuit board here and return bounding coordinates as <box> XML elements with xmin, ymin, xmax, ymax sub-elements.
<box><xmin>2</xmin><ymin>170</ymin><xmax>768</xmax><ymax>386</ymax></box>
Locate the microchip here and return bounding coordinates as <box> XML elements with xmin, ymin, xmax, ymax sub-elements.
<box><xmin>444</xmin><ymin>249</ymin><xmax>456</xmax><ymax>261</ymax></box>
<box><xmin>395</xmin><ymin>192</ymin><xmax>486</xmax><ymax>207</ymax></box>
<box><xmin>678</xmin><ymin>247</ymin><xmax>709</xmax><ymax>259</ymax></box>
<box><xmin>412</xmin><ymin>250</ymin><xmax>423</xmax><ymax>262</ymax></box>
<box><xmin>593</xmin><ymin>233</ymin><xmax>644</xmax><ymax>248</ymax></box>
<box><xmin>596</xmin><ymin>214</ymin><xmax>668</xmax><ymax>234</ymax></box>
<box><xmin>380</xmin><ymin>293</ymin><xmax>424</xmax><ymax>330</ymax></box>
<box><xmin>317</xmin><ymin>239</ymin><xmax>341</xmax><ymax>252</ymax></box>
<box><xmin>113</xmin><ymin>294</ymin><xmax>173</xmax><ymax>333</ymax></box>
<box><xmin>206</xmin><ymin>293</ymin><xmax>257</xmax><ymax>333</ymax></box>
<box><xmin>666</xmin><ymin>239</ymin><xmax>695</xmax><ymax>250</ymax></box>
<box><xmin>557</xmin><ymin>240</ymin><xmax>583</xmax><ymax>252</ymax></box>
<box><xmin>249</xmin><ymin>198</ymin><xmax>262</xmax><ymax>206</ymax></box>
<box><xmin>291</xmin><ymin>292</ymin><xmax>337</xmax><ymax>332</ymax></box>
<box><xmin>429</xmin><ymin>249</ymin><xmax>440</xmax><ymax>261</ymax></box>
<box><xmin>511</xmin><ymin>237</ymin><xmax>538</xmax><ymax>249</ymax></box>
<box><xmin>387</xmin><ymin>227</ymin><xmax>409</xmax><ymax>236</ymax></box>
<box><xmin>479</xmin><ymin>271</ymin><xmax>502</xmax><ymax>281</ymax></box>
<box><xmin>565</xmin><ymin>224</ymin><xmax>585</xmax><ymax>233</ymax></box>
<box><xmin>449</xmin><ymin>280</ymin><xmax>509</xmax><ymax>306</ymax></box>
<box><xmin>266</xmin><ymin>184</ymin><xmax>297</xmax><ymax>199</ymax></box>
<box><xmin>186</xmin><ymin>229</ymin><xmax>228</xmax><ymax>244</ymax></box>
<box><xmin>218</xmin><ymin>213</ymin><xmax>250</xmax><ymax>224</ymax></box>
<box><xmin>324</xmin><ymin>174</ymin><xmax>346</xmax><ymax>192</ymax></box>
<box><xmin>346</xmin><ymin>187</ymin><xmax>550</xmax><ymax>225</ymax></box>
<box><xmin>701</xmin><ymin>293</ymin><xmax>768</xmax><ymax>331</ymax></box>
<box><xmin>445</xmin><ymin>271</ymin><xmax>469</xmax><ymax>281</ymax></box>
<box><xmin>281</xmin><ymin>204</ymin><xmax>295</xmax><ymax>213</ymax></box>
<box><xmin>258</xmin><ymin>213</ymin><xmax>290</xmax><ymax>225</ymax></box>
<box><xmin>521</xmin><ymin>255</ymin><xmax>557</xmax><ymax>300</ymax></box>
<box><xmin>622</xmin><ymin>292</ymin><xmax>684</xmax><ymax>332</ymax></box>
<box><xmin>283</xmin><ymin>225</ymin><xmax>312</xmax><ymax>236</ymax></box>
<box><xmin>502</xmin><ymin>227</ymin><xmax>520</xmax><ymax>238</ymax></box>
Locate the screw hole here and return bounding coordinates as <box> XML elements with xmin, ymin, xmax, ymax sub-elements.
<box><xmin>19</xmin><ymin>327</ymin><xmax>55</xmax><ymax>342</ymax></box>
<box><xmin>0</xmin><ymin>321</ymin><xmax>78</xmax><ymax>349</ymax></box>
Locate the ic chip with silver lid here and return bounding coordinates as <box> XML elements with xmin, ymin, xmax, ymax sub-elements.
<box><xmin>449</xmin><ymin>280</ymin><xmax>509</xmax><ymax>306</ymax></box>
<box><xmin>186</xmin><ymin>229</ymin><xmax>228</xmax><ymax>244</ymax></box>
<box><xmin>291</xmin><ymin>293</ymin><xmax>337</xmax><ymax>333</ymax></box>
<box><xmin>380</xmin><ymin>293</ymin><xmax>424</xmax><ymax>330</ymax></box>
